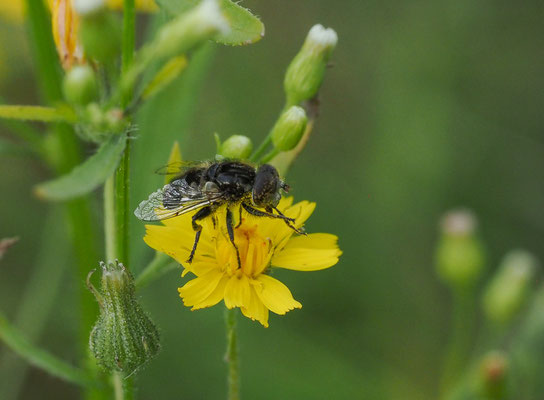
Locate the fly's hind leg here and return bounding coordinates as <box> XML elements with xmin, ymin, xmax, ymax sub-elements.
<box><xmin>187</xmin><ymin>206</ymin><xmax>213</xmax><ymax>264</ymax></box>
<box><xmin>226</xmin><ymin>207</ymin><xmax>242</xmax><ymax>269</ymax></box>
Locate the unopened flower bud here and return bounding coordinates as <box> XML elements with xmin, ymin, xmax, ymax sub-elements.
<box><xmin>284</xmin><ymin>24</ymin><xmax>337</xmax><ymax>106</ymax></box>
<box><xmin>88</xmin><ymin>261</ymin><xmax>160</xmax><ymax>374</ymax></box>
<box><xmin>271</xmin><ymin>106</ymin><xmax>308</xmax><ymax>151</ymax></box>
<box><xmin>73</xmin><ymin>0</ymin><xmax>105</xmax><ymax>15</ymax></box>
<box><xmin>435</xmin><ymin>209</ymin><xmax>485</xmax><ymax>289</ymax></box>
<box><xmin>78</xmin><ymin>3</ymin><xmax>121</xmax><ymax>65</ymax></box>
<box><xmin>478</xmin><ymin>351</ymin><xmax>508</xmax><ymax>399</ymax></box>
<box><xmin>219</xmin><ymin>135</ymin><xmax>253</xmax><ymax>159</ymax></box>
<box><xmin>482</xmin><ymin>250</ymin><xmax>538</xmax><ymax>324</ymax></box>
<box><xmin>63</xmin><ymin>64</ymin><xmax>98</xmax><ymax>106</ymax></box>
<box><xmin>52</xmin><ymin>0</ymin><xmax>85</xmax><ymax>69</ymax></box>
<box><xmin>151</xmin><ymin>0</ymin><xmax>229</xmax><ymax>61</ymax></box>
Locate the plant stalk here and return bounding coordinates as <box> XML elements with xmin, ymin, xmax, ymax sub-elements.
<box><xmin>225</xmin><ymin>308</ymin><xmax>240</xmax><ymax>400</ymax></box>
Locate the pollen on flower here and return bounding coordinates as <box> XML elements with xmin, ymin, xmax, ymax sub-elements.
<box><xmin>144</xmin><ymin>198</ymin><xmax>342</xmax><ymax>327</ymax></box>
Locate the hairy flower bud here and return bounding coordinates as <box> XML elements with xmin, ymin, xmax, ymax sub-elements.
<box><xmin>88</xmin><ymin>261</ymin><xmax>160</xmax><ymax>374</ymax></box>
<box><xmin>271</xmin><ymin>106</ymin><xmax>308</xmax><ymax>151</ymax></box>
<box><xmin>284</xmin><ymin>24</ymin><xmax>338</xmax><ymax>106</ymax></box>
<box><xmin>482</xmin><ymin>250</ymin><xmax>538</xmax><ymax>324</ymax></box>
<box><xmin>219</xmin><ymin>135</ymin><xmax>253</xmax><ymax>159</ymax></box>
<box><xmin>63</xmin><ymin>64</ymin><xmax>98</xmax><ymax>106</ymax></box>
<box><xmin>77</xmin><ymin>2</ymin><xmax>121</xmax><ymax>65</ymax></box>
<box><xmin>151</xmin><ymin>0</ymin><xmax>229</xmax><ymax>61</ymax></box>
<box><xmin>435</xmin><ymin>209</ymin><xmax>485</xmax><ymax>289</ymax></box>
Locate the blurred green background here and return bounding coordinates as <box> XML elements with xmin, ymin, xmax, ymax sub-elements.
<box><xmin>1</xmin><ymin>0</ymin><xmax>544</xmax><ymax>399</ymax></box>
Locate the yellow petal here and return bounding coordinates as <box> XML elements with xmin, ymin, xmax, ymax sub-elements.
<box><xmin>224</xmin><ymin>274</ymin><xmax>251</xmax><ymax>309</ymax></box>
<box><xmin>240</xmin><ymin>285</ymin><xmax>269</xmax><ymax>327</ymax></box>
<box><xmin>144</xmin><ymin>225</ymin><xmax>215</xmax><ymax>264</ymax></box>
<box><xmin>272</xmin><ymin>233</ymin><xmax>342</xmax><ymax>271</ymax></box>
<box><xmin>254</xmin><ymin>275</ymin><xmax>302</xmax><ymax>315</ymax></box>
<box><xmin>191</xmin><ymin>275</ymin><xmax>228</xmax><ymax>310</ymax></box>
<box><xmin>178</xmin><ymin>269</ymin><xmax>224</xmax><ymax>307</ymax></box>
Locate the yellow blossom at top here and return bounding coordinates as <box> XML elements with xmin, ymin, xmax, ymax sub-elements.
<box><xmin>52</xmin><ymin>0</ymin><xmax>84</xmax><ymax>69</ymax></box>
<box><xmin>144</xmin><ymin>197</ymin><xmax>341</xmax><ymax>327</ymax></box>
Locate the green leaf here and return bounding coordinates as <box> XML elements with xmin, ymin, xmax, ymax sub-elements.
<box><xmin>35</xmin><ymin>133</ymin><xmax>127</xmax><ymax>201</ymax></box>
<box><xmin>0</xmin><ymin>105</ymin><xmax>77</xmax><ymax>123</ymax></box>
<box><xmin>0</xmin><ymin>310</ymin><xmax>93</xmax><ymax>387</ymax></box>
<box><xmin>157</xmin><ymin>0</ymin><xmax>264</xmax><ymax>46</ymax></box>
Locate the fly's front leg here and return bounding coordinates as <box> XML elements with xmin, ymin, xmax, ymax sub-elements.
<box><xmin>226</xmin><ymin>207</ymin><xmax>242</xmax><ymax>269</ymax></box>
<box><xmin>187</xmin><ymin>206</ymin><xmax>213</xmax><ymax>264</ymax></box>
<box><xmin>242</xmin><ymin>202</ymin><xmax>305</xmax><ymax>235</ymax></box>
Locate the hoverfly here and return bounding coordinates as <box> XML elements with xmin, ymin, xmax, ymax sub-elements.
<box><xmin>134</xmin><ymin>160</ymin><xmax>304</xmax><ymax>266</ymax></box>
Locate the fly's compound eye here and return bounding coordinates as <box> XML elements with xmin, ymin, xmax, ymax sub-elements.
<box><xmin>252</xmin><ymin>164</ymin><xmax>281</xmax><ymax>208</ymax></box>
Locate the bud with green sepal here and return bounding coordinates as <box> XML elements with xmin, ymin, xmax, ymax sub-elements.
<box><xmin>284</xmin><ymin>24</ymin><xmax>338</xmax><ymax>107</ymax></box>
<box><xmin>218</xmin><ymin>134</ymin><xmax>253</xmax><ymax>160</ymax></box>
<box><xmin>88</xmin><ymin>260</ymin><xmax>160</xmax><ymax>374</ymax></box>
<box><xmin>75</xmin><ymin>0</ymin><xmax>122</xmax><ymax>66</ymax></box>
<box><xmin>271</xmin><ymin>106</ymin><xmax>308</xmax><ymax>152</ymax></box>
<box><xmin>435</xmin><ymin>209</ymin><xmax>485</xmax><ymax>290</ymax></box>
<box><xmin>478</xmin><ymin>351</ymin><xmax>509</xmax><ymax>400</ymax></box>
<box><xmin>482</xmin><ymin>250</ymin><xmax>539</xmax><ymax>325</ymax></box>
<box><xmin>63</xmin><ymin>65</ymin><xmax>99</xmax><ymax>106</ymax></box>
<box><xmin>122</xmin><ymin>0</ymin><xmax>229</xmax><ymax>98</ymax></box>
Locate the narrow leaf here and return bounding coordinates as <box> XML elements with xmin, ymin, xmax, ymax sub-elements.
<box><xmin>0</xmin><ymin>105</ymin><xmax>77</xmax><ymax>123</ymax></box>
<box><xmin>142</xmin><ymin>56</ymin><xmax>188</xmax><ymax>100</ymax></box>
<box><xmin>157</xmin><ymin>0</ymin><xmax>264</xmax><ymax>45</ymax></box>
<box><xmin>35</xmin><ymin>133</ymin><xmax>127</xmax><ymax>201</ymax></box>
<box><xmin>0</xmin><ymin>310</ymin><xmax>93</xmax><ymax>387</ymax></box>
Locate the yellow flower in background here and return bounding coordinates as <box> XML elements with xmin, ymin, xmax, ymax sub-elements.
<box><xmin>144</xmin><ymin>198</ymin><xmax>341</xmax><ymax>327</ymax></box>
<box><xmin>52</xmin><ymin>0</ymin><xmax>84</xmax><ymax>69</ymax></box>
<box><xmin>0</xmin><ymin>1</ymin><xmax>24</xmax><ymax>22</ymax></box>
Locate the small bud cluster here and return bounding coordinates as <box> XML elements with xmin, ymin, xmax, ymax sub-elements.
<box><xmin>89</xmin><ymin>261</ymin><xmax>160</xmax><ymax>374</ymax></box>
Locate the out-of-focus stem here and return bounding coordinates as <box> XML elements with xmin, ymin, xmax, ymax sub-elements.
<box><xmin>225</xmin><ymin>308</ymin><xmax>240</xmax><ymax>400</ymax></box>
<box><xmin>440</xmin><ymin>287</ymin><xmax>477</xmax><ymax>398</ymax></box>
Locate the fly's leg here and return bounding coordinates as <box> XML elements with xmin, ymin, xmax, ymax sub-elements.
<box><xmin>235</xmin><ymin>203</ymin><xmax>243</xmax><ymax>229</ymax></box>
<box><xmin>226</xmin><ymin>207</ymin><xmax>242</xmax><ymax>269</ymax></box>
<box><xmin>241</xmin><ymin>202</ymin><xmax>305</xmax><ymax>235</ymax></box>
<box><xmin>187</xmin><ymin>206</ymin><xmax>213</xmax><ymax>264</ymax></box>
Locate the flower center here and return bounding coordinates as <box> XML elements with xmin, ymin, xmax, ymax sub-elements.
<box><xmin>216</xmin><ymin>221</ymin><xmax>272</xmax><ymax>278</ymax></box>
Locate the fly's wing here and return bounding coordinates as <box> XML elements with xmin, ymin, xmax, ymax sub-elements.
<box><xmin>134</xmin><ymin>179</ymin><xmax>222</xmax><ymax>221</ymax></box>
<box><xmin>154</xmin><ymin>161</ymin><xmax>208</xmax><ymax>176</ymax></box>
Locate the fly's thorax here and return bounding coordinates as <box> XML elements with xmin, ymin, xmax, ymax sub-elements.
<box><xmin>252</xmin><ymin>164</ymin><xmax>282</xmax><ymax>208</ymax></box>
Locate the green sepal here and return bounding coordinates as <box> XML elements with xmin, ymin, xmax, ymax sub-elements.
<box><xmin>89</xmin><ymin>261</ymin><xmax>160</xmax><ymax>374</ymax></box>
<box><xmin>34</xmin><ymin>133</ymin><xmax>127</xmax><ymax>201</ymax></box>
<box><xmin>157</xmin><ymin>0</ymin><xmax>264</xmax><ymax>46</ymax></box>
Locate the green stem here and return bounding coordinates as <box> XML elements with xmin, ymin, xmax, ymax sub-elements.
<box><xmin>0</xmin><ymin>105</ymin><xmax>77</xmax><ymax>123</ymax></box>
<box><xmin>122</xmin><ymin>0</ymin><xmax>136</xmax><ymax>107</ymax></box>
<box><xmin>135</xmin><ymin>253</ymin><xmax>179</xmax><ymax>289</ymax></box>
<box><xmin>225</xmin><ymin>308</ymin><xmax>240</xmax><ymax>400</ymax></box>
<box><xmin>104</xmin><ymin>176</ymin><xmax>117</xmax><ymax>261</ymax></box>
<box><xmin>0</xmin><ymin>310</ymin><xmax>93</xmax><ymax>387</ymax></box>
<box><xmin>440</xmin><ymin>287</ymin><xmax>477</xmax><ymax>398</ymax></box>
<box><xmin>250</xmin><ymin>135</ymin><xmax>272</xmax><ymax>162</ymax></box>
<box><xmin>259</xmin><ymin>148</ymin><xmax>280</xmax><ymax>164</ymax></box>
<box><xmin>106</xmin><ymin>2</ymin><xmax>136</xmax><ymax>399</ymax></box>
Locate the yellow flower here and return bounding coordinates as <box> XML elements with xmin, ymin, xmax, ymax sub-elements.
<box><xmin>49</xmin><ymin>0</ymin><xmax>158</xmax><ymax>69</ymax></box>
<box><xmin>144</xmin><ymin>197</ymin><xmax>341</xmax><ymax>327</ymax></box>
<box><xmin>52</xmin><ymin>0</ymin><xmax>84</xmax><ymax>70</ymax></box>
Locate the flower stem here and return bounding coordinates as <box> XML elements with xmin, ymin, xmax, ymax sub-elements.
<box><xmin>440</xmin><ymin>287</ymin><xmax>477</xmax><ymax>397</ymax></box>
<box><xmin>225</xmin><ymin>308</ymin><xmax>240</xmax><ymax>400</ymax></box>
